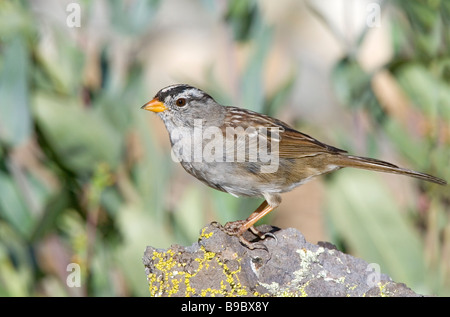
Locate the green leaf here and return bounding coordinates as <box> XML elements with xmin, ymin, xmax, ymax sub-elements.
<box><xmin>173</xmin><ymin>186</ymin><xmax>206</xmax><ymax>243</ymax></box>
<box><xmin>211</xmin><ymin>190</ymin><xmax>241</xmax><ymax>224</ymax></box>
<box><xmin>0</xmin><ymin>36</ymin><xmax>31</xmax><ymax>147</ymax></box>
<box><xmin>134</xmin><ymin>114</ymin><xmax>172</xmax><ymax>221</ymax></box>
<box><xmin>263</xmin><ymin>71</ymin><xmax>296</xmax><ymax>117</ymax></box>
<box><xmin>30</xmin><ymin>190</ymin><xmax>71</xmax><ymax>242</ymax></box>
<box><xmin>33</xmin><ymin>34</ymin><xmax>85</xmax><ymax>95</ymax></box>
<box><xmin>109</xmin><ymin>0</ymin><xmax>161</xmax><ymax>35</ymax></box>
<box><xmin>332</xmin><ymin>58</ymin><xmax>386</xmax><ymax>122</ymax></box>
<box><xmin>240</xmin><ymin>22</ymin><xmax>273</xmax><ymax>113</ymax></box>
<box><xmin>0</xmin><ymin>171</ymin><xmax>33</xmax><ymax>237</ymax></box>
<box><xmin>394</xmin><ymin>63</ymin><xmax>450</xmax><ymax>120</ymax></box>
<box><xmin>0</xmin><ymin>1</ymin><xmax>33</xmax><ymax>40</ymax></box>
<box><xmin>332</xmin><ymin>58</ymin><xmax>371</xmax><ymax>107</ymax></box>
<box><xmin>32</xmin><ymin>93</ymin><xmax>122</xmax><ymax>177</ymax></box>
<box><xmin>325</xmin><ymin>170</ymin><xmax>428</xmax><ymax>291</ymax></box>
<box><xmin>225</xmin><ymin>0</ymin><xmax>258</xmax><ymax>42</ymax></box>
<box><xmin>0</xmin><ymin>224</ymin><xmax>33</xmax><ymax>296</ymax></box>
<box><xmin>391</xmin><ymin>0</ymin><xmax>446</xmax><ymax>58</ymax></box>
<box><xmin>115</xmin><ymin>204</ymin><xmax>173</xmax><ymax>296</ymax></box>
<box><xmin>383</xmin><ymin>118</ymin><xmax>428</xmax><ymax>167</ymax></box>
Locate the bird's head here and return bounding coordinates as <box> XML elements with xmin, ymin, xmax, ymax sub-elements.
<box><xmin>141</xmin><ymin>84</ymin><xmax>224</xmax><ymax>129</ymax></box>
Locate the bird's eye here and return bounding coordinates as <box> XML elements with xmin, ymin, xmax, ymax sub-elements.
<box><xmin>176</xmin><ymin>98</ymin><xmax>186</xmax><ymax>107</ymax></box>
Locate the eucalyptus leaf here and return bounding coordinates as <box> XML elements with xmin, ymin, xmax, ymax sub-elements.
<box><xmin>0</xmin><ymin>1</ymin><xmax>33</xmax><ymax>40</ymax></box>
<box><xmin>32</xmin><ymin>93</ymin><xmax>122</xmax><ymax>177</ymax></box>
<box><xmin>34</xmin><ymin>35</ymin><xmax>85</xmax><ymax>95</ymax></box>
<box><xmin>240</xmin><ymin>22</ymin><xmax>273</xmax><ymax>113</ymax></box>
<box><xmin>383</xmin><ymin>118</ymin><xmax>428</xmax><ymax>167</ymax></box>
<box><xmin>211</xmin><ymin>190</ymin><xmax>241</xmax><ymax>224</ymax></box>
<box><xmin>0</xmin><ymin>36</ymin><xmax>31</xmax><ymax>147</ymax></box>
<box><xmin>325</xmin><ymin>171</ymin><xmax>428</xmax><ymax>290</ymax></box>
<box><xmin>134</xmin><ymin>114</ymin><xmax>172</xmax><ymax>221</ymax></box>
<box><xmin>115</xmin><ymin>204</ymin><xmax>174</xmax><ymax>296</ymax></box>
<box><xmin>0</xmin><ymin>171</ymin><xmax>33</xmax><ymax>238</ymax></box>
<box><xmin>225</xmin><ymin>0</ymin><xmax>258</xmax><ymax>42</ymax></box>
<box><xmin>109</xmin><ymin>0</ymin><xmax>161</xmax><ymax>35</ymax></box>
<box><xmin>174</xmin><ymin>186</ymin><xmax>205</xmax><ymax>243</ymax></box>
<box><xmin>332</xmin><ymin>58</ymin><xmax>385</xmax><ymax>122</ymax></box>
<box><xmin>263</xmin><ymin>72</ymin><xmax>296</xmax><ymax>117</ymax></box>
<box><xmin>394</xmin><ymin>63</ymin><xmax>450</xmax><ymax>120</ymax></box>
<box><xmin>332</xmin><ymin>58</ymin><xmax>370</xmax><ymax>108</ymax></box>
<box><xmin>0</xmin><ymin>224</ymin><xmax>33</xmax><ymax>296</ymax></box>
<box><xmin>30</xmin><ymin>190</ymin><xmax>71</xmax><ymax>242</ymax></box>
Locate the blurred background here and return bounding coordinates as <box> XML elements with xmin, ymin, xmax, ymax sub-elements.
<box><xmin>0</xmin><ymin>0</ymin><xmax>449</xmax><ymax>296</ymax></box>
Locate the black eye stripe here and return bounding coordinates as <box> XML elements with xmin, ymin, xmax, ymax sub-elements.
<box><xmin>154</xmin><ymin>84</ymin><xmax>215</xmax><ymax>106</ymax></box>
<box><xmin>157</xmin><ymin>84</ymin><xmax>193</xmax><ymax>101</ymax></box>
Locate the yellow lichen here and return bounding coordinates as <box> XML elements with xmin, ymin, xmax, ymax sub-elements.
<box><xmin>377</xmin><ymin>281</ymin><xmax>390</xmax><ymax>297</ymax></box>
<box><xmin>200</xmin><ymin>227</ymin><xmax>214</xmax><ymax>239</ymax></box>
<box><xmin>148</xmin><ymin>242</ymin><xmax>255</xmax><ymax>297</ymax></box>
<box><xmin>298</xmin><ymin>280</ymin><xmax>310</xmax><ymax>297</ymax></box>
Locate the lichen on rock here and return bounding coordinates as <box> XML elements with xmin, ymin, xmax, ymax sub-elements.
<box><xmin>143</xmin><ymin>223</ymin><xmax>421</xmax><ymax>297</ymax></box>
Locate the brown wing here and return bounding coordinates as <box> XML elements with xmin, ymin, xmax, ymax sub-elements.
<box><xmin>278</xmin><ymin>127</ymin><xmax>347</xmax><ymax>158</ymax></box>
<box><xmin>222</xmin><ymin>106</ymin><xmax>346</xmax><ymax>160</ymax></box>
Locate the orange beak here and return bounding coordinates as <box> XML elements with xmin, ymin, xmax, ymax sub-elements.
<box><xmin>141</xmin><ymin>98</ymin><xmax>168</xmax><ymax>112</ymax></box>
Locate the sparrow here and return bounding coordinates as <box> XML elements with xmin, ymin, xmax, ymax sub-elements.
<box><xmin>141</xmin><ymin>84</ymin><xmax>447</xmax><ymax>248</ymax></box>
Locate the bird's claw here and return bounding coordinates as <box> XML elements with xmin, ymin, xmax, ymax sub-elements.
<box><xmin>214</xmin><ymin>221</ymin><xmax>277</xmax><ymax>251</ymax></box>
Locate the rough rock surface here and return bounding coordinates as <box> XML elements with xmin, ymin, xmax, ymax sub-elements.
<box><xmin>143</xmin><ymin>223</ymin><xmax>421</xmax><ymax>297</ymax></box>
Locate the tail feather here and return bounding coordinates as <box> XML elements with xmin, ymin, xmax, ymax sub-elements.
<box><xmin>335</xmin><ymin>155</ymin><xmax>447</xmax><ymax>186</ymax></box>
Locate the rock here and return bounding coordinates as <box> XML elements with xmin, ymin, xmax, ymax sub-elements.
<box><xmin>142</xmin><ymin>223</ymin><xmax>421</xmax><ymax>297</ymax></box>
